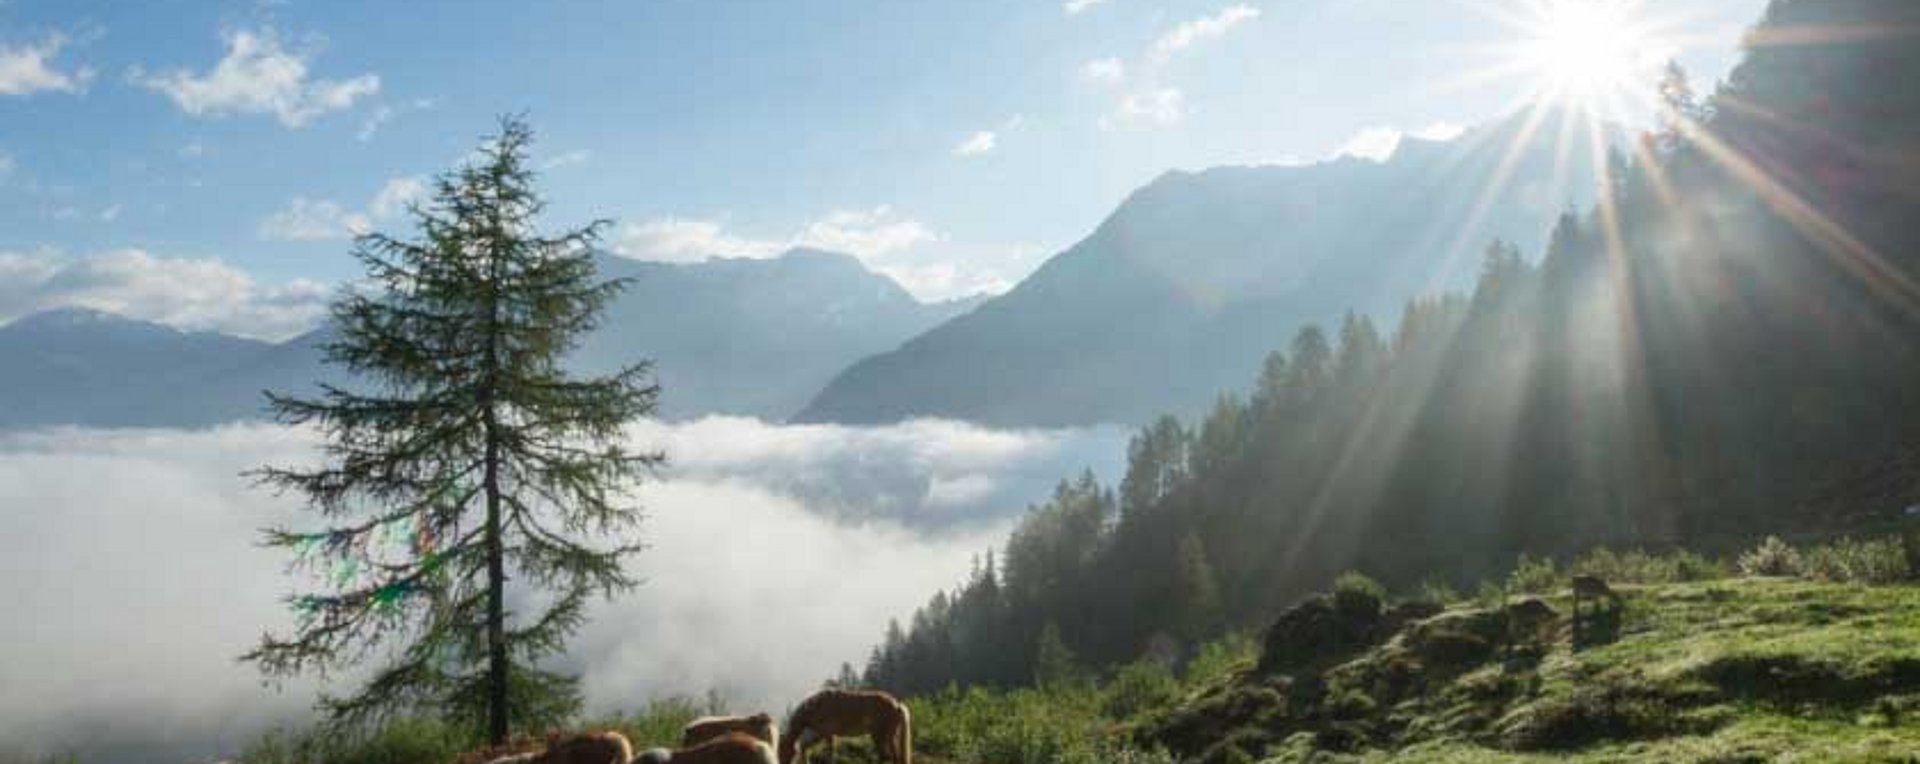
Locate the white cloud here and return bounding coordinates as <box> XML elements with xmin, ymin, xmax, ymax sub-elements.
<box><xmin>0</xmin><ymin>249</ymin><xmax>331</xmax><ymax>340</ymax></box>
<box><xmin>365</xmin><ymin>176</ymin><xmax>425</xmax><ymax>220</ymax></box>
<box><xmin>1102</xmin><ymin>87</ymin><xmax>1186</xmax><ymax>130</ymax></box>
<box><xmin>1063</xmin><ymin>0</ymin><xmax>1111</xmax><ymax>14</ymax></box>
<box><xmin>0</xmin><ymin>149</ymin><xmax>13</xmax><ymax>177</ymax></box>
<box><xmin>178</xmin><ymin>141</ymin><xmax>206</xmax><ymax>159</ymax></box>
<box><xmin>615</xmin><ymin>209</ymin><xmax>1042</xmax><ymax>301</ymax></box>
<box><xmin>614</xmin><ymin>218</ymin><xmax>785</xmax><ymax>262</ymax></box>
<box><xmin>1337</xmin><ymin>127</ymin><xmax>1404</xmax><ymax>162</ymax></box>
<box><xmin>794</xmin><ymin>206</ymin><xmax>938</xmax><ymax>259</ymax></box>
<box><xmin>1150</xmin><ymin>5</ymin><xmax>1261</xmax><ymax>63</ymax></box>
<box><xmin>134</xmin><ymin>28</ymin><xmax>379</xmax><ymax>127</ymax></box>
<box><xmin>616</xmin><ymin>207</ymin><xmax>935</xmax><ymax>264</ymax></box>
<box><xmin>0</xmin><ymin>32</ymin><xmax>94</xmax><ymax>96</ymax></box>
<box><xmin>97</xmin><ymin>204</ymin><xmax>121</xmax><ymax>222</ymax></box>
<box><xmin>1410</xmin><ymin>121</ymin><xmax>1467</xmax><ymax>141</ymax></box>
<box><xmin>259</xmin><ymin>175</ymin><xmax>424</xmax><ymax>241</ymax></box>
<box><xmin>952</xmin><ymin>131</ymin><xmax>996</xmax><ymax>158</ymax></box>
<box><xmin>0</xmin><ymin>418</ymin><xmax>1127</xmax><ymax>759</ymax></box>
<box><xmin>356</xmin><ymin>98</ymin><xmax>436</xmax><ymax>142</ymax></box>
<box><xmin>542</xmin><ymin>149</ymin><xmax>593</xmax><ymax>170</ymax></box>
<box><xmin>1080</xmin><ymin>57</ymin><xmax>1126</xmax><ymax>87</ymax></box>
<box><xmin>1334</xmin><ymin>121</ymin><xmax>1467</xmax><ymax>162</ymax></box>
<box><xmin>258</xmin><ymin>197</ymin><xmax>367</xmax><ymax>240</ymax></box>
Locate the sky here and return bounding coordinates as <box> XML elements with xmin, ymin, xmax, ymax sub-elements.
<box><xmin>0</xmin><ymin>0</ymin><xmax>1771</xmax><ymax>332</ymax></box>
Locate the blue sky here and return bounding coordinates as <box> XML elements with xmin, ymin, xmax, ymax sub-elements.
<box><xmin>0</xmin><ymin>0</ymin><xmax>1768</xmax><ymax>337</ymax></box>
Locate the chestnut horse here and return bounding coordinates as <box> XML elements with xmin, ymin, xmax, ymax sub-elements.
<box><xmin>779</xmin><ymin>689</ymin><xmax>910</xmax><ymax>764</ymax></box>
<box><xmin>473</xmin><ymin>731</ymin><xmax>632</xmax><ymax>764</ymax></box>
<box><xmin>633</xmin><ymin>732</ymin><xmax>776</xmax><ymax>764</ymax></box>
<box><xmin>682</xmin><ymin>712</ymin><xmax>779</xmax><ymax>750</ymax></box>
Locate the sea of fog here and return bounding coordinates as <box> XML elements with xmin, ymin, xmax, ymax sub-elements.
<box><xmin>0</xmin><ymin>417</ymin><xmax>1128</xmax><ymax>763</ymax></box>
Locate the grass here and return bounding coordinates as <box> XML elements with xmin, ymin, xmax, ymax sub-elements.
<box><xmin>221</xmin><ymin>537</ymin><xmax>1920</xmax><ymax>764</ymax></box>
<box><xmin>1209</xmin><ymin>576</ymin><xmax>1920</xmax><ymax>762</ymax></box>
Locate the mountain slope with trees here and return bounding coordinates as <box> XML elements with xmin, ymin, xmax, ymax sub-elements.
<box><xmin>859</xmin><ymin>0</ymin><xmax>1920</xmax><ymax>708</ymax></box>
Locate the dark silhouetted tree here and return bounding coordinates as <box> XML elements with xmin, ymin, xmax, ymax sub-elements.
<box><xmin>244</xmin><ymin>117</ymin><xmax>661</xmax><ymax>744</ymax></box>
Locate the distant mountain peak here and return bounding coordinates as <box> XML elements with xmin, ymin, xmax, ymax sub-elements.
<box><xmin>3</xmin><ymin>306</ymin><xmax>188</xmax><ymax>337</ymax></box>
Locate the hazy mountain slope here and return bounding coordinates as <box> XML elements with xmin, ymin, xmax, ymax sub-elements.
<box><xmin>0</xmin><ymin>308</ymin><xmax>286</xmax><ymax>428</ymax></box>
<box><xmin>797</xmin><ymin>109</ymin><xmax>1622</xmax><ymax>427</ymax></box>
<box><xmin>580</xmin><ymin>248</ymin><xmax>980</xmax><ymax>419</ymax></box>
<box><xmin>0</xmin><ymin>249</ymin><xmax>970</xmax><ymax>429</ymax></box>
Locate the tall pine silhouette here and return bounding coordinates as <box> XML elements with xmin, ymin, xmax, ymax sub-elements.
<box><xmin>244</xmin><ymin>117</ymin><xmax>661</xmax><ymax>744</ymax></box>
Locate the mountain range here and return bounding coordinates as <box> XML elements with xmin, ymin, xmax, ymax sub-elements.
<box><xmin>0</xmin><ymin>249</ymin><xmax>973</xmax><ymax>429</ymax></box>
<box><xmin>796</xmin><ymin>107</ymin><xmax>1624</xmax><ymax>427</ymax></box>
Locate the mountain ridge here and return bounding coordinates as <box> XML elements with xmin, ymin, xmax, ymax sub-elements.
<box><xmin>0</xmin><ymin>248</ymin><xmax>968</xmax><ymax>429</ymax></box>
<box><xmin>796</xmin><ymin>107</ymin><xmax>1628</xmax><ymax>427</ymax></box>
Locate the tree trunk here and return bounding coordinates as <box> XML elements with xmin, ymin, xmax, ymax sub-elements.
<box><xmin>485</xmin><ymin>432</ymin><xmax>508</xmax><ymax>744</ymax></box>
<box><xmin>483</xmin><ymin>227</ymin><xmax>510</xmax><ymax>745</ymax></box>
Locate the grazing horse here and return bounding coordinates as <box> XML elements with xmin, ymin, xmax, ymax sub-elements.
<box><xmin>539</xmin><ymin>731</ymin><xmax>633</xmax><ymax>764</ymax></box>
<box><xmin>634</xmin><ymin>732</ymin><xmax>777</xmax><ymax>764</ymax></box>
<box><xmin>473</xmin><ymin>731</ymin><xmax>632</xmax><ymax>764</ymax></box>
<box><xmin>683</xmin><ymin>712</ymin><xmax>779</xmax><ymax>750</ymax></box>
<box><xmin>780</xmin><ymin>689</ymin><xmax>911</xmax><ymax>764</ymax></box>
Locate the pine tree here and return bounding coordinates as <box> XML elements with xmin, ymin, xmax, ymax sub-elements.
<box><xmin>1032</xmin><ymin>621</ymin><xmax>1082</xmax><ymax>688</ymax></box>
<box><xmin>243</xmin><ymin>117</ymin><xmax>662</xmax><ymax>744</ymax></box>
<box><xmin>1172</xmin><ymin>531</ymin><xmax>1222</xmax><ymax>641</ymax></box>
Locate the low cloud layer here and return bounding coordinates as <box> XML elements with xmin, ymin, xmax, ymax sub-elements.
<box><xmin>0</xmin><ymin>417</ymin><xmax>1126</xmax><ymax>761</ymax></box>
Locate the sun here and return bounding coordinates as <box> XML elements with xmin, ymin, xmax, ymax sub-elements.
<box><xmin>1513</xmin><ymin>0</ymin><xmax>1666</xmax><ymax>110</ymax></box>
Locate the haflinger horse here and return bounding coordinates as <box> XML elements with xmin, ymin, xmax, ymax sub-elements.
<box><xmin>476</xmin><ymin>731</ymin><xmax>633</xmax><ymax>764</ymax></box>
<box><xmin>779</xmin><ymin>689</ymin><xmax>911</xmax><ymax>764</ymax></box>
<box><xmin>682</xmin><ymin>712</ymin><xmax>779</xmax><ymax>750</ymax></box>
<box><xmin>633</xmin><ymin>731</ymin><xmax>777</xmax><ymax>764</ymax></box>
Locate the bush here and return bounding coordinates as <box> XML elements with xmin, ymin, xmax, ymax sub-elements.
<box><xmin>237</xmin><ymin>718</ymin><xmax>469</xmax><ymax>764</ymax></box>
<box><xmin>913</xmin><ymin>683</ymin><xmax>1119</xmax><ymax>764</ymax></box>
<box><xmin>1332</xmin><ymin>571</ymin><xmax>1387</xmax><ymax>616</ymax></box>
<box><xmin>1506</xmin><ymin>553</ymin><xmax>1560</xmax><ymax>594</ymax></box>
<box><xmin>1416</xmin><ymin>577</ymin><xmax>1462</xmax><ymax>605</ymax></box>
<box><xmin>1104</xmin><ymin>658</ymin><xmax>1180</xmax><ymax>719</ymax></box>
<box><xmin>584</xmin><ymin>695</ymin><xmax>711</xmax><ymax>749</ymax></box>
<box><xmin>1738</xmin><ymin>536</ymin><xmax>1803</xmax><ymax>578</ymax></box>
<box><xmin>1801</xmin><ymin>536</ymin><xmax>1908</xmax><ymax>584</ymax></box>
<box><xmin>1184</xmin><ymin>631</ymin><xmax>1258</xmax><ymax>688</ymax></box>
<box><xmin>1573</xmin><ymin>546</ymin><xmax>1729</xmax><ymax>584</ymax></box>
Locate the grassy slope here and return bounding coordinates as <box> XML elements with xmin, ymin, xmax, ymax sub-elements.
<box><xmin>1164</xmin><ymin>578</ymin><xmax>1920</xmax><ymax>763</ymax></box>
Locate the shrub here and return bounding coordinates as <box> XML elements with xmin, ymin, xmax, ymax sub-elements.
<box><xmin>1416</xmin><ymin>577</ymin><xmax>1462</xmax><ymax>605</ymax></box>
<box><xmin>1104</xmin><ymin>658</ymin><xmax>1180</xmax><ymax>720</ymax></box>
<box><xmin>1332</xmin><ymin>571</ymin><xmax>1387</xmax><ymax>616</ymax></box>
<box><xmin>1738</xmin><ymin>535</ymin><xmax>1803</xmax><ymax>578</ymax></box>
<box><xmin>1474</xmin><ymin>580</ymin><xmax>1507</xmax><ymax>611</ymax></box>
<box><xmin>1569</xmin><ymin>546</ymin><xmax>1730</xmax><ymax>585</ymax></box>
<box><xmin>237</xmin><ymin>718</ymin><xmax>469</xmax><ymax>764</ymax></box>
<box><xmin>1801</xmin><ymin>536</ymin><xmax>1908</xmax><ymax>584</ymax></box>
<box><xmin>1184</xmin><ymin>631</ymin><xmax>1258</xmax><ymax>688</ymax></box>
<box><xmin>1506</xmin><ymin>553</ymin><xmax>1560</xmax><ymax>594</ymax></box>
<box><xmin>584</xmin><ymin>695</ymin><xmax>710</xmax><ymax>749</ymax></box>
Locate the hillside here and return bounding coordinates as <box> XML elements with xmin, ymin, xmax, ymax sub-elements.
<box><xmin>1140</xmin><ymin>573</ymin><xmax>1920</xmax><ymax>762</ymax></box>
<box><xmin>797</xmin><ymin>109</ymin><xmax>1619</xmax><ymax>428</ymax></box>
